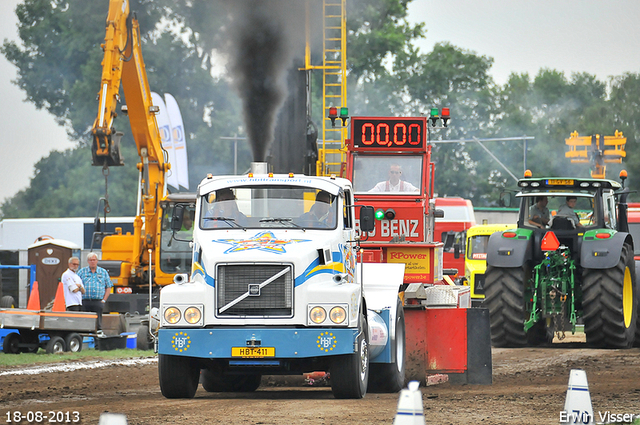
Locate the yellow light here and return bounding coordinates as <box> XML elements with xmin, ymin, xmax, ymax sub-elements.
<box><xmin>184</xmin><ymin>307</ymin><xmax>201</xmax><ymax>324</ymax></box>
<box><xmin>289</xmin><ymin>172</ymin><xmax>294</xmax><ymax>178</ymax></box>
<box><xmin>524</xmin><ymin>169</ymin><xmax>532</xmax><ymax>178</ymax></box>
<box><xmin>329</xmin><ymin>306</ymin><xmax>346</xmax><ymax>324</ymax></box>
<box><xmin>268</xmin><ymin>172</ymin><xmax>274</xmax><ymax>178</ymax></box>
<box><xmin>309</xmin><ymin>306</ymin><xmax>326</xmax><ymax>324</ymax></box>
<box><xmin>248</xmin><ymin>173</ymin><xmax>254</xmax><ymax>178</ymax></box>
<box><xmin>164</xmin><ymin>307</ymin><xmax>181</xmax><ymax>324</ymax></box>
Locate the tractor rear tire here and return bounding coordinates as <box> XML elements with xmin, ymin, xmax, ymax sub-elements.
<box><xmin>582</xmin><ymin>244</ymin><xmax>638</xmax><ymax>348</ymax></box>
<box><xmin>201</xmin><ymin>368</ymin><xmax>262</xmax><ymax>392</ymax></box>
<box><xmin>330</xmin><ymin>311</ymin><xmax>369</xmax><ymax>399</ymax></box>
<box><xmin>368</xmin><ymin>298</ymin><xmax>405</xmax><ymax>393</ymax></box>
<box><xmin>484</xmin><ymin>265</ymin><xmax>535</xmax><ymax>347</ymax></box>
<box><xmin>158</xmin><ymin>354</ymin><xmax>200</xmax><ymax>398</ymax></box>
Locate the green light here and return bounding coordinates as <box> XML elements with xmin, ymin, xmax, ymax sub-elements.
<box><xmin>430</xmin><ymin>108</ymin><xmax>439</xmax><ymax>117</ymax></box>
<box><xmin>375</xmin><ymin>209</ymin><xmax>385</xmax><ymax>220</ymax></box>
<box><xmin>339</xmin><ymin>107</ymin><xmax>349</xmax><ymax>117</ymax></box>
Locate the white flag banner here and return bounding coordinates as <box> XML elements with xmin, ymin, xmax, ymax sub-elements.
<box><xmin>151</xmin><ymin>92</ymin><xmax>179</xmax><ymax>189</ymax></box>
<box><xmin>165</xmin><ymin>93</ymin><xmax>189</xmax><ymax>190</ymax></box>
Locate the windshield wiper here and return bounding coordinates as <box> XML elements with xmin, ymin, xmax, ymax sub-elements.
<box><xmin>259</xmin><ymin>218</ymin><xmax>305</xmax><ymax>230</ymax></box>
<box><xmin>204</xmin><ymin>217</ymin><xmax>241</xmax><ymax>228</ymax></box>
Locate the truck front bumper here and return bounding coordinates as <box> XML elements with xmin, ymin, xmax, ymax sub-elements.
<box><xmin>158</xmin><ymin>327</ymin><xmax>358</xmax><ymax>359</ymax></box>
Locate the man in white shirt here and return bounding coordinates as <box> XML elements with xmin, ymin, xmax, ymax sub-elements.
<box><xmin>61</xmin><ymin>256</ymin><xmax>85</xmax><ymax>311</ymax></box>
<box><xmin>369</xmin><ymin>164</ymin><xmax>419</xmax><ymax>193</ymax></box>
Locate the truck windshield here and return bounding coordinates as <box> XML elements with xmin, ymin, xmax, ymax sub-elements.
<box><xmin>468</xmin><ymin>235</ymin><xmax>490</xmax><ymax>260</ymax></box>
<box><xmin>522</xmin><ymin>194</ymin><xmax>597</xmax><ymax>229</ymax></box>
<box><xmin>200</xmin><ymin>185</ymin><xmax>338</xmax><ymax>230</ymax></box>
<box><xmin>352</xmin><ymin>154</ymin><xmax>422</xmax><ymax>194</ymax></box>
<box><xmin>160</xmin><ymin>204</ymin><xmax>196</xmax><ymax>273</ymax></box>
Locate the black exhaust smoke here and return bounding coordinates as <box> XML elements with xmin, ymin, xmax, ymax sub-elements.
<box><xmin>222</xmin><ymin>0</ymin><xmax>305</xmax><ymax>162</ymax></box>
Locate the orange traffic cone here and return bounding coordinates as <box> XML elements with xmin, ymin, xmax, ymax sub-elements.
<box><xmin>27</xmin><ymin>281</ymin><xmax>41</xmax><ymax>310</ymax></box>
<box><xmin>51</xmin><ymin>281</ymin><xmax>66</xmax><ymax>312</ymax></box>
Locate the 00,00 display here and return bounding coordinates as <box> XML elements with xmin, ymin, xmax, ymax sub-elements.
<box><xmin>352</xmin><ymin>119</ymin><xmax>425</xmax><ymax>148</ymax></box>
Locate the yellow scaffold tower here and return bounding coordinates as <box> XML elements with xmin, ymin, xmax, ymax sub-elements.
<box><xmin>301</xmin><ymin>0</ymin><xmax>348</xmax><ymax>177</ymax></box>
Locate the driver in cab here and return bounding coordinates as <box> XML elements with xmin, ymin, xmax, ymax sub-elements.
<box><xmin>369</xmin><ymin>164</ymin><xmax>419</xmax><ymax>193</ymax></box>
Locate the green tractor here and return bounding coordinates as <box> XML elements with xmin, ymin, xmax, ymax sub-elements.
<box><xmin>484</xmin><ymin>175</ymin><xmax>639</xmax><ymax>348</ymax></box>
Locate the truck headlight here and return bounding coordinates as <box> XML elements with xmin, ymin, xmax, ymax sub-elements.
<box><xmin>309</xmin><ymin>306</ymin><xmax>326</xmax><ymax>324</ymax></box>
<box><xmin>184</xmin><ymin>306</ymin><xmax>202</xmax><ymax>324</ymax></box>
<box><xmin>164</xmin><ymin>307</ymin><xmax>181</xmax><ymax>324</ymax></box>
<box><xmin>329</xmin><ymin>306</ymin><xmax>346</xmax><ymax>324</ymax></box>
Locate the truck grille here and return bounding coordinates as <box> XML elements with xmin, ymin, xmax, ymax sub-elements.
<box><xmin>216</xmin><ymin>264</ymin><xmax>293</xmax><ymax>317</ymax></box>
<box><xmin>475</xmin><ymin>274</ymin><xmax>485</xmax><ymax>295</ymax></box>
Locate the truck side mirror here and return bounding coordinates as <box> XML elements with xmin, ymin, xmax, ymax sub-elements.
<box><xmin>500</xmin><ymin>191</ymin><xmax>513</xmax><ymax>208</ymax></box>
<box><xmin>359</xmin><ymin>206</ymin><xmax>375</xmax><ymax>233</ymax></box>
<box><xmin>171</xmin><ymin>206</ymin><xmax>185</xmax><ymax>231</ymax></box>
<box><xmin>454</xmin><ymin>243</ymin><xmax>461</xmax><ymax>259</ymax></box>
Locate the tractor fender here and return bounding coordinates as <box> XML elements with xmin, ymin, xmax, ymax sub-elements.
<box><xmin>486</xmin><ymin>231</ymin><xmax>532</xmax><ymax>268</ymax></box>
<box><xmin>581</xmin><ymin>231</ymin><xmax>633</xmax><ymax>270</ymax></box>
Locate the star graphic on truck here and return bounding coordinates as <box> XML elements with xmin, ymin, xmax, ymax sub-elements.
<box><xmin>213</xmin><ymin>231</ymin><xmax>310</xmax><ymax>254</ymax></box>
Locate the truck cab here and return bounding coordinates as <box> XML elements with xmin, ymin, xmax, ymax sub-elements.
<box><xmin>157</xmin><ymin>171</ymin><xmax>406</xmax><ymax>399</ymax></box>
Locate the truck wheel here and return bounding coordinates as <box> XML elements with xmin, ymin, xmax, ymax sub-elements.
<box><xmin>582</xmin><ymin>244</ymin><xmax>638</xmax><ymax>348</ymax></box>
<box><xmin>46</xmin><ymin>336</ymin><xmax>66</xmax><ymax>354</ymax></box>
<box><xmin>158</xmin><ymin>354</ymin><xmax>200</xmax><ymax>398</ymax></box>
<box><xmin>201</xmin><ymin>368</ymin><xmax>262</xmax><ymax>392</ymax></box>
<box><xmin>136</xmin><ymin>325</ymin><xmax>153</xmax><ymax>350</ymax></box>
<box><xmin>0</xmin><ymin>295</ymin><xmax>16</xmax><ymax>308</ymax></box>
<box><xmin>64</xmin><ymin>333</ymin><xmax>83</xmax><ymax>353</ymax></box>
<box><xmin>368</xmin><ymin>298</ymin><xmax>405</xmax><ymax>393</ymax></box>
<box><xmin>3</xmin><ymin>333</ymin><xmax>21</xmax><ymax>354</ymax></box>
<box><xmin>330</xmin><ymin>311</ymin><xmax>369</xmax><ymax>399</ymax></box>
<box><xmin>484</xmin><ymin>265</ymin><xmax>534</xmax><ymax>347</ymax></box>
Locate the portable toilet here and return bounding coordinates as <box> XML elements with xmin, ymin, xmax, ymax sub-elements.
<box><xmin>27</xmin><ymin>239</ymin><xmax>81</xmax><ymax>309</ymax></box>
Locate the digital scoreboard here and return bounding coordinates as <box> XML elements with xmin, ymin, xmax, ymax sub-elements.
<box><xmin>350</xmin><ymin>117</ymin><xmax>427</xmax><ymax>150</ymax></box>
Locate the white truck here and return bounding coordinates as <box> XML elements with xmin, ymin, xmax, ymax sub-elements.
<box><xmin>157</xmin><ymin>169</ymin><xmax>406</xmax><ymax>399</ymax></box>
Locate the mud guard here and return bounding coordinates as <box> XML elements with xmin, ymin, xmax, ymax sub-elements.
<box><xmin>581</xmin><ymin>231</ymin><xmax>632</xmax><ymax>269</ymax></box>
<box><xmin>358</xmin><ymin>263</ymin><xmax>405</xmax><ymax>361</ymax></box>
<box><xmin>486</xmin><ymin>231</ymin><xmax>532</xmax><ymax>268</ymax></box>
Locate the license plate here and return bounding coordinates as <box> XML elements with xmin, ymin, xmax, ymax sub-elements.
<box><xmin>546</xmin><ymin>179</ymin><xmax>574</xmax><ymax>186</ymax></box>
<box><xmin>231</xmin><ymin>347</ymin><xmax>275</xmax><ymax>358</ymax></box>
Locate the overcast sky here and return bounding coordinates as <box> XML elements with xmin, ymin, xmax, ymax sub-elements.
<box><xmin>1</xmin><ymin>0</ymin><xmax>639</xmax><ymax>204</ymax></box>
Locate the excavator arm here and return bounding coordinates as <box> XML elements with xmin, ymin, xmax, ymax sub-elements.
<box><xmin>93</xmin><ymin>0</ymin><xmax>170</xmax><ymax>288</ymax></box>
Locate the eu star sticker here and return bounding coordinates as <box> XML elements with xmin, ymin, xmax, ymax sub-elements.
<box><xmin>214</xmin><ymin>231</ymin><xmax>310</xmax><ymax>254</ymax></box>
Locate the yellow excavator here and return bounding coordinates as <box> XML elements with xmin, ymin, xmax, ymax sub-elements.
<box><xmin>91</xmin><ymin>0</ymin><xmax>195</xmax><ymax>324</ymax></box>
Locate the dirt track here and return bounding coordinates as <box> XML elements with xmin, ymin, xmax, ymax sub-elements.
<box><xmin>2</xmin><ymin>344</ymin><xmax>640</xmax><ymax>425</ymax></box>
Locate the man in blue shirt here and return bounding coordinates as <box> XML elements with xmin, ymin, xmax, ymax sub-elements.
<box><xmin>78</xmin><ymin>252</ymin><xmax>113</xmax><ymax>332</ymax></box>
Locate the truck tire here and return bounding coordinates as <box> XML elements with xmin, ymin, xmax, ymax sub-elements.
<box><xmin>46</xmin><ymin>336</ymin><xmax>66</xmax><ymax>354</ymax></box>
<box><xmin>201</xmin><ymin>368</ymin><xmax>262</xmax><ymax>392</ymax></box>
<box><xmin>330</xmin><ymin>311</ymin><xmax>369</xmax><ymax>399</ymax></box>
<box><xmin>158</xmin><ymin>354</ymin><xmax>200</xmax><ymax>398</ymax></box>
<box><xmin>0</xmin><ymin>295</ymin><xmax>16</xmax><ymax>308</ymax></box>
<box><xmin>484</xmin><ymin>265</ymin><xmax>534</xmax><ymax>347</ymax></box>
<box><xmin>582</xmin><ymin>244</ymin><xmax>638</xmax><ymax>348</ymax></box>
<box><xmin>3</xmin><ymin>332</ymin><xmax>21</xmax><ymax>354</ymax></box>
<box><xmin>368</xmin><ymin>298</ymin><xmax>406</xmax><ymax>393</ymax></box>
<box><xmin>64</xmin><ymin>333</ymin><xmax>83</xmax><ymax>353</ymax></box>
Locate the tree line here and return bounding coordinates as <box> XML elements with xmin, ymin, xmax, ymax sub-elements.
<box><xmin>1</xmin><ymin>0</ymin><xmax>639</xmax><ymax>218</ymax></box>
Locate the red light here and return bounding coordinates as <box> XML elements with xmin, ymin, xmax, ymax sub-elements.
<box><xmin>328</xmin><ymin>107</ymin><xmax>338</xmax><ymax>118</ymax></box>
<box><xmin>441</xmin><ymin>107</ymin><xmax>450</xmax><ymax>118</ymax></box>
<box><xmin>595</xmin><ymin>233</ymin><xmax>611</xmax><ymax>239</ymax></box>
<box><xmin>503</xmin><ymin>232</ymin><xmax>517</xmax><ymax>238</ymax></box>
<box><xmin>541</xmin><ymin>232</ymin><xmax>560</xmax><ymax>251</ymax></box>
